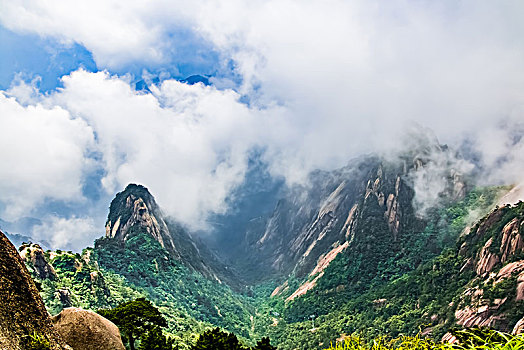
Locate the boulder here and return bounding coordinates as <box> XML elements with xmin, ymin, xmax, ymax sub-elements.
<box><xmin>0</xmin><ymin>230</ymin><xmax>69</xmax><ymax>349</ymax></box>
<box><xmin>51</xmin><ymin>307</ymin><xmax>125</xmax><ymax>350</ymax></box>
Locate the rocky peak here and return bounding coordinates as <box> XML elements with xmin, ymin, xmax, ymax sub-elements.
<box><xmin>460</xmin><ymin>202</ymin><xmax>524</xmax><ymax>277</ymax></box>
<box><xmin>19</xmin><ymin>242</ymin><xmax>57</xmax><ymax>281</ymax></box>
<box><xmin>105</xmin><ymin>184</ymin><xmax>178</xmax><ymax>256</ymax></box>
<box><xmin>240</xmin><ymin>144</ymin><xmax>471</xmax><ymax>285</ymax></box>
<box><xmin>101</xmin><ymin>184</ymin><xmax>241</xmax><ymax>287</ymax></box>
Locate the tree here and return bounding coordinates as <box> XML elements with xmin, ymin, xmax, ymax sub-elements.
<box><xmin>98</xmin><ymin>298</ymin><xmax>167</xmax><ymax>350</ymax></box>
<box><xmin>252</xmin><ymin>337</ymin><xmax>277</xmax><ymax>350</ymax></box>
<box><xmin>139</xmin><ymin>326</ymin><xmax>176</xmax><ymax>350</ymax></box>
<box><xmin>191</xmin><ymin>328</ymin><xmax>247</xmax><ymax>350</ymax></box>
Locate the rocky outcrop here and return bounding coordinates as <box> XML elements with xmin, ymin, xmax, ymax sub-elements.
<box><xmin>284</xmin><ymin>241</ymin><xmax>349</xmax><ymax>301</ymax></box>
<box><xmin>19</xmin><ymin>242</ymin><xmax>57</xmax><ymax>280</ymax></box>
<box><xmin>500</xmin><ymin>218</ymin><xmax>524</xmax><ymax>263</ymax></box>
<box><xmin>513</xmin><ymin>317</ymin><xmax>524</xmax><ymax>335</ymax></box>
<box><xmin>100</xmin><ymin>184</ymin><xmax>240</xmax><ymax>288</ymax></box>
<box><xmin>106</xmin><ymin>184</ymin><xmax>177</xmax><ymax>255</ymax></box>
<box><xmin>56</xmin><ymin>289</ymin><xmax>73</xmax><ymax>308</ymax></box>
<box><xmin>475</xmin><ymin>238</ymin><xmax>500</xmax><ymax>276</ymax></box>
<box><xmin>0</xmin><ymin>230</ymin><xmax>70</xmax><ymax>349</ymax></box>
<box><xmin>451</xmin><ymin>202</ymin><xmax>524</xmax><ymax>333</ymax></box>
<box><xmin>238</xmin><ymin>142</ymin><xmax>469</xmax><ymax>287</ymax></box>
<box><xmin>51</xmin><ymin>308</ymin><xmax>125</xmax><ymax>350</ymax></box>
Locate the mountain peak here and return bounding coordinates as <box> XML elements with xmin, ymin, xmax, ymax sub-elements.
<box><xmin>105</xmin><ymin>184</ymin><xmax>178</xmax><ymax>255</ymax></box>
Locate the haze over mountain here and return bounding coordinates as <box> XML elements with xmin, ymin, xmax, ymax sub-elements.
<box><xmin>0</xmin><ymin>1</ymin><xmax>524</xmax><ymax>251</ymax></box>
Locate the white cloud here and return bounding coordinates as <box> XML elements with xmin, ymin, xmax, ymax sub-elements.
<box><xmin>0</xmin><ymin>91</ymin><xmax>94</xmax><ymax>220</ymax></box>
<box><xmin>47</xmin><ymin>70</ymin><xmax>283</xmax><ymax>227</ymax></box>
<box><xmin>0</xmin><ymin>0</ymin><xmax>195</xmax><ymax>68</ymax></box>
<box><xmin>31</xmin><ymin>215</ymin><xmax>97</xmax><ymax>251</ymax></box>
<box><xmin>1</xmin><ymin>0</ymin><xmax>524</xmax><ymax>248</ymax></box>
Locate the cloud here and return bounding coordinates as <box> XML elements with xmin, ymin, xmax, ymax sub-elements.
<box><xmin>31</xmin><ymin>215</ymin><xmax>97</xmax><ymax>251</ymax></box>
<box><xmin>1</xmin><ymin>0</ymin><xmax>524</xmax><ymax>249</ymax></box>
<box><xmin>0</xmin><ymin>0</ymin><xmax>196</xmax><ymax>68</ymax></box>
<box><xmin>47</xmin><ymin>70</ymin><xmax>284</xmax><ymax>227</ymax></box>
<box><xmin>0</xmin><ymin>89</ymin><xmax>94</xmax><ymax>220</ymax></box>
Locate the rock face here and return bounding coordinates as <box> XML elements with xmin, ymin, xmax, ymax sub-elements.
<box><xmin>451</xmin><ymin>202</ymin><xmax>524</xmax><ymax>333</ymax></box>
<box><xmin>513</xmin><ymin>317</ymin><xmax>524</xmax><ymax>335</ymax></box>
<box><xmin>19</xmin><ymin>243</ymin><xmax>57</xmax><ymax>280</ymax></box>
<box><xmin>106</xmin><ymin>184</ymin><xmax>176</xmax><ymax>254</ymax></box>
<box><xmin>51</xmin><ymin>308</ymin><xmax>125</xmax><ymax>350</ymax></box>
<box><xmin>0</xmin><ymin>230</ymin><xmax>69</xmax><ymax>350</ymax></box>
<box><xmin>102</xmin><ymin>184</ymin><xmax>239</xmax><ymax>287</ymax></box>
<box><xmin>240</xmin><ymin>145</ymin><xmax>466</xmax><ymax>284</ymax></box>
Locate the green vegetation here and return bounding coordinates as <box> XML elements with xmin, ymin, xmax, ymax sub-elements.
<box><xmin>94</xmin><ymin>227</ymin><xmax>256</xmax><ymax>341</ymax></box>
<box><xmin>26</xmin><ymin>332</ymin><xmax>51</xmax><ymax>350</ymax></box>
<box><xmin>323</xmin><ymin>329</ymin><xmax>524</xmax><ymax>350</ymax></box>
<box><xmin>25</xmin><ymin>185</ymin><xmax>521</xmax><ymax>350</ymax></box>
<box><xmin>276</xmin><ymin>187</ymin><xmax>503</xmax><ymax>328</ymax></box>
<box><xmin>99</xmin><ymin>298</ymin><xmax>172</xmax><ymax>350</ymax></box>
<box><xmin>191</xmin><ymin>328</ymin><xmax>277</xmax><ymax>350</ymax></box>
<box><xmin>245</xmin><ymin>187</ymin><xmax>517</xmax><ymax>349</ymax></box>
<box><xmin>35</xmin><ymin>249</ymin><xmax>144</xmax><ymax>315</ymax></box>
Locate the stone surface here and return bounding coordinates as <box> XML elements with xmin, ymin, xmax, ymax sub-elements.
<box><xmin>0</xmin><ymin>230</ymin><xmax>69</xmax><ymax>350</ymax></box>
<box><xmin>19</xmin><ymin>242</ymin><xmax>57</xmax><ymax>280</ymax></box>
<box><xmin>513</xmin><ymin>317</ymin><xmax>524</xmax><ymax>335</ymax></box>
<box><xmin>51</xmin><ymin>308</ymin><xmax>125</xmax><ymax>350</ymax></box>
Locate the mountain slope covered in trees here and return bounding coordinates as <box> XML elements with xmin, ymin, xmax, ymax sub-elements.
<box><xmin>14</xmin><ymin>145</ymin><xmax>524</xmax><ymax>350</ymax></box>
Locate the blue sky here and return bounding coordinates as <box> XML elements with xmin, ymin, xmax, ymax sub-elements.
<box><xmin>0</xmin><ymin>0</ymin><xmax>523</xmax><ymax>250</ymax></box>
<box><xmin>0</xmin><ymin>24</ymin><xmax>224</xmax><ymax>92</ymax></box>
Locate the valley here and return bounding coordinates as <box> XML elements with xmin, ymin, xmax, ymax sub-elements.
<box><xmin>4</xmin><ymin>144</ymin><xmax>523</xmax><ymax>349</ymax></box>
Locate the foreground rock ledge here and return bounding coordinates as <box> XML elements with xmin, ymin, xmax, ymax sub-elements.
<box><xmin>0</xmin><ymin>230</ymin><xmax>69</xmax><ymax>350</ymax></box>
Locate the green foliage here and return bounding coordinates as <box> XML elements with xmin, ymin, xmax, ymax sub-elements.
<box><xmin>94</xmin><ymin>228</ymin><xmax>255</xmax><ymax>341</ymax></box>
<box><xmin>139</xmin><ymin>326</ymin><xmax>177</xmax><ymax>350</ymax></box>
<box><xmin>252</xmin><ymin>187</ymin><xmax>512</xmax><ymax>349</ymax></box>
<box><xmin>27</xmin><ymin>184</ymin><xmax>518</xmax><ymax>350</ymax></box>
<box><xmin>191</xmin><ymin>328</ymin><xmax>247</xmax><ymax>350</ymax></box>
<box><xmin>35</xmin><ymin>249</ymin><xmax>132</xmax><ymax>315</ymax></box>
<box><xmin>99</xmin><ymin>298</ymin><xmax>167</xmax><ymax>350</ymax></box>
<box><xmin>26</xmin><ymin>332</ymin><xmax>51</xmax><ymax>350</ymax></box>
<box><xmin>253</xmin><ymin>337</ymin><xmax>278</xmax><ymax>350</ymax></box>
<box><xmin>323</xmin><ymin>330</ymin><xmax>524</xmax><ymax>350</ymax></box>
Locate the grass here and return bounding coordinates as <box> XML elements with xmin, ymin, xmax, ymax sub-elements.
<box><xmin>323</xmin><ymin>329</ymin><xmax>524</xmax><ymax>350</ymax></box>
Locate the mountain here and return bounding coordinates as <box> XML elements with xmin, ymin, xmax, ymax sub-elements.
<box><xmin>180</xmin><ymin>75</ymin><xmax>210</xmax><ymax>85</ymax></box>
<box><xmin>103</xmin><ymin>183</ymin><xmax>239</xmax><ymax>287</ymax></box>
<box><xmin>12</xmin><ymin>142</ymin><xmax>524</xmax><ymax>350</ymax></box>
<box><xmin>230</xmin><ymin>143</ymin><xmax>468</xmax><ymax>287</ymax></box>
<box><xmin>448</xmin><ymin>202</ymin><xmax>524</xmax><ymax>333</ymax></box>
<box><xmin>21</xmin><ymin>184</ymin><xmax>258</xmax><ymax>348</ymax></box>
<box><xmin>0</xmin><ymin>217</ymin><xmax>50</xmax><ymax>250</ymax></box>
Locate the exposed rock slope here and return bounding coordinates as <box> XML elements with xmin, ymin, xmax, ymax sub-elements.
<box><xmin>0</xmin><ymin>230</ymin><xmax>69</xmax><ymax>350</ymax></box>
<box><xmin>103</xmin><ymin>184</ymin><xmax>239</xmax><ymax>286</ymax></box>
<box><xmin>20</xmin><ymin>242</ymin><xmax>57</xmax><ymax>280</ymax></box>
<box><xmin>240</xmin><ymin>144</ymin><xmax>467</xmax><ymax>285</ymax></box>
<box><xmin>451</xmin><ymin>202</ymin><xmax>524</xmax><ymax>332</ymax></box>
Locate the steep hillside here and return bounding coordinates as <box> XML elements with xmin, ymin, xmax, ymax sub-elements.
<box><xmin>22</xmin><ymin>185</ymin><xmax>260</xmax><ymax>348</ymax></box>
<box><xmin>238</xmin><ymin>143</ymin><xmax>468</xmax><ymax>291</ymax></box>
<box><xmin>252</xmin><ymin>194</ymin><xmax>523</xmax><ymax>350</ymax></box>
<box><xmin>12</xmin><ymin>151</ymin><xmax>523</xmax><ymax>350</ymax></box>
<box><xmin>104</xmin><ymin>184</ymin><xmax>240</xmax><ymax>287</ymax></box>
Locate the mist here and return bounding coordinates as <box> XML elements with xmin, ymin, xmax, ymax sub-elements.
<box><xmin>1</xmin><ymin>0</ymin><xmax>523</xmax><ymax>250</ymax></box>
